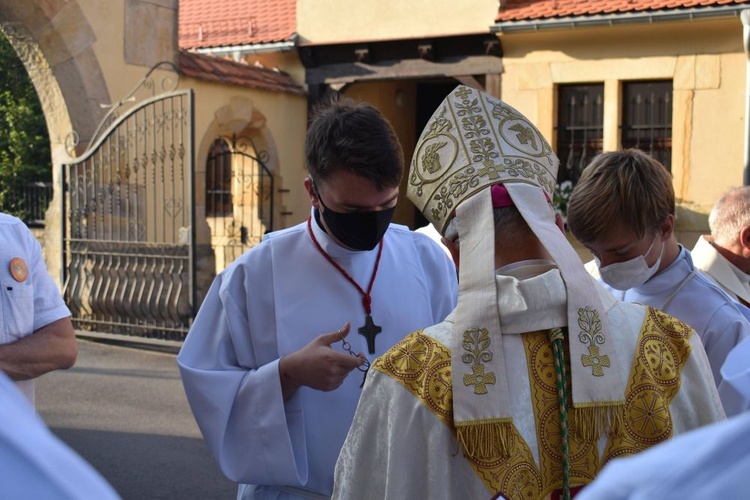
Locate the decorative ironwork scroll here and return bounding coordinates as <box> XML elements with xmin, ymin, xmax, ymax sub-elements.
<box><xmin>62</xmin><ymin>62</ymin><xmax>194</xmax><ymax>341</ymax></box>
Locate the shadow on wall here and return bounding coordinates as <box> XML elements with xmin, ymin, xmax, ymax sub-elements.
<box><xmin>675</xmin><ymin>202</ymin><xmax>710</xmax><ymax>250</ymax></box>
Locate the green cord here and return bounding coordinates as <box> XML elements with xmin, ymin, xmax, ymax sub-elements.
<box><xmin>548</xmin><ymin>327</ymin><xmax>571</xmax><ymax>500</ymax></box>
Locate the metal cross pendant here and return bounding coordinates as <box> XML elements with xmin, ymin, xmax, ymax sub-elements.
<box><xmin>358</xmin><ymin>314</ymin><xmax>382</xmax><ymax>354</ymax></box>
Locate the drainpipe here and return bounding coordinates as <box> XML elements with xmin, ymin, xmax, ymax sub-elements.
<box><xmin>743</xmin><ymin>10</ymin><xmax>750</xmax><ymax>185</ymax></box>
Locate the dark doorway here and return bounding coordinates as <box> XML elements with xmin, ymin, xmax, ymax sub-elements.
<box><xmin>413</xmin><ymin>80</ymin><xmax>460</xmax><ymax>228</ymax></box>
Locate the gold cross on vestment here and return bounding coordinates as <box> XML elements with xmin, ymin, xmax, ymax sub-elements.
<box><xmin>463</xmin><ymin>364</ymin><xmax>496</xmax><ymax>395</ymax></box>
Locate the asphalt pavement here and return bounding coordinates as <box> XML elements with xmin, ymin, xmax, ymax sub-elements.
<box><xmin>36</xmin><ymin>338</ymin><xmax>237</xmax><ymax>500</ymax></box>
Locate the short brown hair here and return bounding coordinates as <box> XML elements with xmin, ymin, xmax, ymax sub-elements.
<box><xmin>567</xmin><ymin>149</ymin><xmax>674</xmax><ymax>244</ymax></box>
<box><xmin>305</xmin><ymin>96</ymin><xmax>404</xmax><ymax>190</ymax></box>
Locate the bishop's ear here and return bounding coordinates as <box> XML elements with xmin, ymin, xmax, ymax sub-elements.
<box><xmin>740</xmin><ymin>225</ymin><xmax>750</xmax><ymax>251</ymax></box>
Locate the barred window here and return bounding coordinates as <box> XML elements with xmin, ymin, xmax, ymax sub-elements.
<box><xmin>556</xmin><ymin>84</ymin><xmax>604</xmax><ymax>186</ymax></box>
<box><xmin>206</xmin><ymin>138</ymin><xmax>232</xmax><ymax>217</ymax></box>
<box><xmin>621</xmin><ymin>80</ymin><xmax>673</xmax><ymax>171</ymax></box>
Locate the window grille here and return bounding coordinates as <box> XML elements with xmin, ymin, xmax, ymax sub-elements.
<box><xmin>556</xmin><ymin>84</ymin><xmax>604</xmax><ymax>185</ymax></box>
<box><xmin>621</xmin><ymin>80</ymin><xmax>673</xmax><ymax>171</ymax></box>
<box><xmin>206</xmin><ymin>138</ymin><xmax>232</xmax><ymax>216</ymax></box>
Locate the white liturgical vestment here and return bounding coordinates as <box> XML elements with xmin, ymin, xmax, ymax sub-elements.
<box><xmin>692</xmin><ymin>235</ymin><xmax>750</xmax><ymax>307</ymax></box>
<box><xmin>594</xmin><ymin>246</ymin><xmax>750</xmax><ymax>389</ymax></box>
<box><xmin>333</xmin><ymin>261</ymin><xmax>725</xmax><ymax>500</ymax></box>
<box><xmin>0</xmin><ymin>371</ymin><xmax>119</xmax><ymax>499</ymax></box>
<box><xmin>178</xmin><ymin>214</ymin><xmax>458</xmax><ymax>499</ymax></box>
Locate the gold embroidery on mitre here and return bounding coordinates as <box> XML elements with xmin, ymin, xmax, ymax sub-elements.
<box><xmin>523</xmin><ymin>331</ymin><xmax>599</xmax><ymax>497</ymax></box>
<box><xmin>577</xmin><ymin>307</ymin><xmax>610</xmax><ymax>377</ymax></box>
<box><xmin>601</xmin><ymin>307</ymin><xmax>693</xmax><ymax>463</ymax></box>
<box><xmin>461</xmin><ymin>328</ymin><xmax>496</xmax><ymax>395</ymax></box>
<box><xmin>406</xmin><ymin>86</ymin><xmax>559</xmax><ymax>235</ymax></box>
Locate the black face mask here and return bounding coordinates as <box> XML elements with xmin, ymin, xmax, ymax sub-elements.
<box><xmin>314</xmin><ymin>186</ymin><xmax>395</xmax><ymax>251</ymax></box>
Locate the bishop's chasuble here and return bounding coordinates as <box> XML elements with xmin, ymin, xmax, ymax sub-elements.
<box><xmin>333</xmin><ymin>261</ymin><xmax>725</xmax><ymax>500</ymax></box>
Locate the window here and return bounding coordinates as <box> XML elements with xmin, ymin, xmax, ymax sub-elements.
<box><xmin>206</xmin><ymin>138</ymin><xmax>232</xmax><ymax>217</ymax></box>
<box><xmin>621</xmin><ymin>80</ymin><xmax>673</xmax><ymax>171</ymax></box>
<box><xmin>556</xmin><ymin>84</ymin><xmax>604</xmax><ymax>186</ymax></box>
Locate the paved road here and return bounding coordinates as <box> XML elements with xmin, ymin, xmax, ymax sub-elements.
<box><xmin>36</xmin><ymin>338</ymin><xmax>236</xmax><ymax>500</ymax></box>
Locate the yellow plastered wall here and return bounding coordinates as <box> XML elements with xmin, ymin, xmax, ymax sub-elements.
<box><xmin>297</xmin><ymin>0</ymin><xmax>499</xmax><ymax>43</ymax></box>
<box><xmin>188</xmin><ymin>80</ymin><xmax>309</xmax><ymax>236</ymax></box>
<box><xmin>498</xmin><ymin>17</ymin><xmax>746</xmax><ymax>243</ymax></box>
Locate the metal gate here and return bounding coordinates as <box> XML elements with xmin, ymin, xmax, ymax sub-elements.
<box><xmin>62</xmin><ymin>64</ymin><xmax>194</xmax><ymax>342</ymax></box>
<box><xmin>206</xmin><ymin>136</ymin><xmax>273</xmax><ymax>272</ymax></box>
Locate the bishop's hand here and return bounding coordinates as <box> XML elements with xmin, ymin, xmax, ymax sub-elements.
<box><xmin>278</xmin><ymin>323</ymin><xmax>366</xmax><ymax>399</ymax></box>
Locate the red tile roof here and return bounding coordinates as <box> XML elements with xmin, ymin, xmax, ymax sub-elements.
<box><xmin>178</xmin><ymin>51</ymin><xmax>306</xmax><ymax>95</ymax></box>
<box><xmin>496</xmin><ymin>0</ymin><xmax>750</xmax><ymax>22</ymax></box>
<box><xmin>179</xmin><ymin>0</ymin><xmax>296</xmax><ymax>49</ymax></box>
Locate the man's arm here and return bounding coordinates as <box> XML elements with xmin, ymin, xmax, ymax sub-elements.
<box><xmin>0</xmin><ymin>317</ymin><xmax>77</xmax><ymax>381</ymax></box>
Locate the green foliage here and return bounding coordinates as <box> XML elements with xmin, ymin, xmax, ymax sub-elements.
<box><xmin>0</xmin><ymin>32</ymin><xmax>51</xmax><ymax>218</ymax></box>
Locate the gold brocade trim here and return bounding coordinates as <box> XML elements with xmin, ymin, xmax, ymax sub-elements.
<box><xmin>373</xmin><ymin>313</ymin><xmax>694</xmax><ymax>499</ymax></box>
<box><xmin>372</xmin><ymin>331</ymin><xmax>455</xmax><ymax>428</ymax></box>
<box><xmin>523</xmin><ymin>331</ymin><xmax>600</xmax><ymax>497</ymax></box>
<box><xmin>373</xmin><ymin>331</ymin><xmax>542</xmax><ymax>498</ymax></box>
<box><xmin>601</xmin><ymin>307</ymin><xmax>693</xmax><ymax>463</ymax></box>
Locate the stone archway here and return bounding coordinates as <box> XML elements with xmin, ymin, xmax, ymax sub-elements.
<box><xmin>0</xmin><ymin>1</ymin><xmax>111</xmax><ymax>282</ymax></box>
<box><xmin>192</xmin><ymin>97</ymin><xmax>281</xmax><ymax>304</ymax></box>
<box><xmin>0</xmin><ymin>0</ymin><xmax>179</xmax><ymax>285</ymax></box>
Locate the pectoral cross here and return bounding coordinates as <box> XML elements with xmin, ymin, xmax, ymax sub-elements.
<box><xmin>358</xmin><ymin>314</ymin><xmax>382</xmax><ymax>354</ymax></box>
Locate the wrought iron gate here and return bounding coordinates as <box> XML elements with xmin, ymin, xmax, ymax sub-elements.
<box><xmin>206</xmin><ymin>137</ymin><xmax>273</xmax><ymax>272</ymax></box>
<box><xmin>62</xmin><ymin>65</ymin><xmax>194</xmax><ymax>342</ymax></box>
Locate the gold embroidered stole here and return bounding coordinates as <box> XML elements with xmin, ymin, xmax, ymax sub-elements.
<box><xmin>372</xmin><ymin>308</ymin><xmax>693</xmax><ymax>499</ymax></box>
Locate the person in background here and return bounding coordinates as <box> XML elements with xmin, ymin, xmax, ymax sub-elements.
<box><xmin>0</xmin><ymin>213</ymin><xmax>77</xmax><ymax>405</ymax></box>
<box><xmin>692</xmin><ymin>186</ymin><xmax>750</xmax><ymax>309</ymax></box>
<box><xmin>566</xmin><ymin>150</ymin><xmax>750</xmax><ymax>400</ymax></box>
<box><xmin>333</xmin><ymin>86</ymin><xmax>724</xmax><ymax>500</ymax></box>
<box><xmin>178</xmin><ymin>97</ymin><xmax>458</xmax><ymax>499</ymax></box>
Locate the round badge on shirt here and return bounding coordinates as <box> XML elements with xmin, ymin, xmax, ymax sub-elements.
<box><xmin>9</xmin><ymin>257</ymin><xmax>28</xmax><ymax>283</ymax></box>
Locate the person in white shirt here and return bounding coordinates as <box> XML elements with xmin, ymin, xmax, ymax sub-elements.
<box><xmin>0</xmin><ymin>370</ymin><xmax>119</xmax><ymax>499</ymax></box>
<box><xmin>0</xmin><ymin>213</ymin><xmax>77</xmax><ymax>405</ymax></box>
<box><xmin>566</xmin><ymin>150</ymin><xmax>750</xmax><ymax>398</ymax></box>
<box><xmin>178</xmin><ymin>97</ymin><xmax>458</xmax><ymax>499</ymax></box>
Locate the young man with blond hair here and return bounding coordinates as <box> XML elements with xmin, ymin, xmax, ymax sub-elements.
<box><xmin>567</xmin><ymin>149</ymin><xmax>750</xmax><ymax>397</ymax></box>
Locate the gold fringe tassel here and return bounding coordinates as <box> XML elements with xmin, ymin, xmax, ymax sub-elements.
<box><xmin>456</xmin><ymin>421</ymin><xmax>514</xmax><ymax>461</ymax></box>
<box><xmin>569</xmin><ymin>404</ymin><xmax>625</xmax><ymax>441</ymax></box>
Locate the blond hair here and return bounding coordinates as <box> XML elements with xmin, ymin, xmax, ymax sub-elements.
<box><xmin>567</xmin><ymin>149</ymin><xmax>674</xmax><ymax>244</ymax></box>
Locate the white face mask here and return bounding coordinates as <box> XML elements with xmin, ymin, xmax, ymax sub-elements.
<box><xmin>597</xmin><ymin>235</ymin><xmax>665</xmax><ymax>291</ymax></box>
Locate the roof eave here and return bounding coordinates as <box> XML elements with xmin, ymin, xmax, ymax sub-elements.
<box><xmin>491</xmin><ymin>4</ymin><xmax>748</xmax><ymax>34</ymax></box>
<box><xmin>193</xmin><ymin>36</ymin><xmax>297</xmax><ymax>57</ymax></box>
